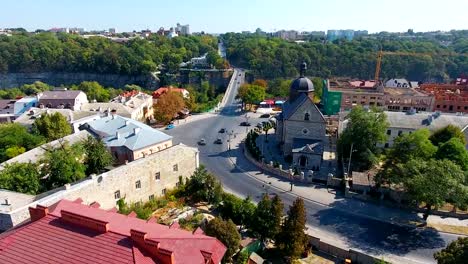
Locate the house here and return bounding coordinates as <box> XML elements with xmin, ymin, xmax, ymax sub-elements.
<box><xmin>38</xmin><ymin>89</ymin><xmax>88</xmax><ymax>110</ymax></box>
<box><xmin>83</xmin><ymin>115</ymin><xmax>173</xmax><ymax>164</ymax></box>
<box><xmin>338</xmin><ymin>110</ymin><xmax>468</xmax><ymax>148</ymax></box>
<box><xmin>13</xmin><ymin>97</ymin><xmax>38</xmax><ymax>116</ymax></box>
<box><xmin>385</xmin><ymin>78</ymin><xmax>411</xmax><ymax>88</ymax></box>
<box><xmin>0</xmin><ymin>143</ymin><xmax>199</xmax><ymax>231</ymax></box>
<box><xmin>276</xmin><ymin>62</ymin><xmax>327</xmax><ymax>172</ymax></box>
<box><xmin>0</xmin><ymin>99</ymin><xmax>16</xmax><ymax>122</ymax></box>
<box><xmin>0</xmin><ymin>198</ymin><xmax>226</xmax><ymax>264</ymax></box>
<box><xmin>14</xmin><ymin>107</ymin><xmax>101</xmax><ymax>132</ymax></box>
<box><xmin>81</xmin><ymin>91</ymin><xmax>153</xmax><ymax>121</ymax></box>
<box><xmin>153</xmin><ymin>87</ymin><xmax>190</xmax><ymax>100</ymax></box>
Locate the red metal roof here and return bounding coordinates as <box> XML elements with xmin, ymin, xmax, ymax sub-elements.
<box><xmin>152</xmin><ymin>87</ymin><xmax>187</xmax><ymax>98</ymax></box>
<box><xmin>0</xmin><ymin>199</ymin><xmax>226</xmax><ymax>264</ymax></box>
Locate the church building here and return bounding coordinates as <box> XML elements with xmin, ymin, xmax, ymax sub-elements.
<box><xmin>276</xmin><ymin>63</ymin><xmax>327</xmax><ymax>171</ymax></box>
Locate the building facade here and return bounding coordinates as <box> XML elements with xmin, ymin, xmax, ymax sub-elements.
<box><xmin>38</xmin><ymin>90</ymin><xmax>88</xmax><ymax>110</ymax></box>
<box><xmin>276</xmin><ymin>63</ymin><xmax>327</xmax><ymax>172</ymax></box>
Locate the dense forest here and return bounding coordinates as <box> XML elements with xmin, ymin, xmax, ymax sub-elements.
<box><xmin>221</xmin><ymin>32</ymin><xmax>468</xmax><ymax>82</ymax></box>
<box><xmin>0</xmin><ymin>32</ymin><xmax>220</xmax><ymax>75</ymax></box>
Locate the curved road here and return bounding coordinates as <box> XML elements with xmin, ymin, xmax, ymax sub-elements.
<box><xmin>165</xmin><ymin>69</ymin><xmax>459</xmax><ymax>264</ymax></box>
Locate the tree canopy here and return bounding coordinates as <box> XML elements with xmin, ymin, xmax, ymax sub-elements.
<box><xmin>32</xmin><ymin>112</ymin><xmax>72</xmax><ymax>141</ymax></box>
<box><xmin>251</xmin><ymin>194</ymin><xmax>284</xmax><ymax>242</ymax></box>
<box><xmin>81</xmin><ymin>136</ymin><xmax>113</xmax><ymax>175</ymax></box>
<box><xmin>237</xmin><ymin>84</ymin><xmax>266</xmax><ymax>106</ymax></box>
<box><xmin>338</xmin><ymin>106</ymin><xmax>388</xmax><ymax>171</ymax></box>
<box><xmin>0</xmin><ymin>123</ymin><xmax>44</xmax><ymax>162</ymax></box>
<box><xmin>153</xmin><ymin>91</ymin><xmax>186</xmax><ymax>124</ymax></box>
<box><xmin>0</xmin><ymin>162</ymin><xmax>41</xmax><ymax>194</ymax></box>
<box><xmin>434</xmin><ymin>237</ymin><xmax>468</xmax><ymax>264</ymax></box>
<box><xmin>276</xmin><ymin>198</ymin><xmax>308</xmax><ymax>259</ymax></box>
<box><xmin>430</xmin><ymin>125</ymin><xmax>467</xmax><ymax>146</ymax></box>
<box><xmin>0</xmin><ymin>33</ymin><xmax>219</xmax><ymax>75</ymax></box>
<box><xmin>205</xmin><ymin>217</ymin><xmax>241</xmax><ymax>263</ymax></box>
<box><xmin>185</xmin><ymin>165</ymin><xmax>223</xmax><ymax>205</ymax></box>
<box><xmin>221</xmin><ymin>33</ymin><xmax>467</xmax><ymax>81</ymax></box>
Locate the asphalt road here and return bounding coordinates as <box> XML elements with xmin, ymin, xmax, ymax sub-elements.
<box><xmin>165</xmin><ymin>69</ymin><xmax>459</xmax><ymax>264</ymax></box>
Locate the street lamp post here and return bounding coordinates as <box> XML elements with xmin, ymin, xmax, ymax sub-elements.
<box><xmin>347</xmin><ymin>142</ymin><xmax>354</xmax><ymax>177</ymax></box>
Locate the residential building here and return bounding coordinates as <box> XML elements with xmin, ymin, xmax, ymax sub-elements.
<box><xmin>152</xmin><ymin>87</ymin><xmax>190</xmax><ymax>100</ymax></box>
<box><xmin>0</xmin><ymin>143</ymin><xmax>199</xmax><ymax>231</ymax></box>
<box><xmin>339</xmin><ymin>110</ymin><xmax>468</xmax><ymax>148</ymax></box>
<box><xmin>0</xmin><ymin>198</ymin><xmax>226</xmax><ymax>263</ymax></box>
<box><xmin>276</xmin><ymin>63</ymin><xmax>327</xmax><ymax>172</ymax></box>
<box><xmin>109</xmin><ymin>27</ymin><xmax>116</xmax><ymax>34</ymax></box>
<box><xmin>0</xmin><ymin>99</ymin><xmax>16</xmax><ymax>122</ymax></box>
<box><xmin>81</xmin><ymin>90</ymin><xmax>153</xmax><ymax>121</ymax></box>
<box><xmin>323</xmin><ymin>78</ymin><xmax>434</xmax><ymax>114</ymax></box>
<box><xmin>14</xmin><ymin>97</ymin><xmax>38</xmax><ymax>116</ymax></box>
<box><xmin>176</xmin><ymin>23</ymin><xmax>190</xmax><ymax>35</ymax></box>
<box><xmin>327</xmin><ymin>29</ymin><xmax>355</xmax><ymax>41</ymax></box>
<box><xmin>38</xmin><ymin>89</ymin><xmax>88</xmax><ymax>110</ymax></box>
<box><xmin>275</xmin><ymin>30</ymin><xmax>299</xmax><ymax>40</ymax></box>
<box><xmin>83</xmin><ymin>115</ymin><xmax>173</xmax><ymax>164</ymax></box>
<box><xmin>418</xmin><ymin>82</ymin><xmax>468</xmax><ymax>113</ymax></box>
<box><xmin>14</xmin><ymin>107</ymin><xmax>101</xmax><ymax>132</ymax></box>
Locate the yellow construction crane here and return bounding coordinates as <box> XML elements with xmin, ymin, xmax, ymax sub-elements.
<box><xmin>374</xmin><ymin>50</ymin><xmax>468</xmax><ymax>82</ymax></box>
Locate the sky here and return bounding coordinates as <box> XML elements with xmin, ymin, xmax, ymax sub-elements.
<box><xmin>1</xmin><ymin>0</ymin><xmax>467</xmax><ymax>33</ymax></box>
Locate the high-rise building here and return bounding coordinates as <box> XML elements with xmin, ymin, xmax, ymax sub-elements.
<box><xmin>109</xmin><ymin>28</ymin><xmax>116</xmax><ymax>34</ymax></box>
<box><xmin>176</xmin><ymin>23</ymin><xmax>190</xmax><ymax>35</ymax></box>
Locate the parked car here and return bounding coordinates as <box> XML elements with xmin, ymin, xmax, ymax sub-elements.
<box><xmin>240</xmin><ymin>122</ymin><xmax>251</xmax><ymax>126</ymax></box>
<box><xmin>214</xmin><ymin>138</ymin><xmax>223</xmax><ymax>144</ymax></box>
<box><xmin>219</xmin><ymin>128</ymin><xmax>226</xmax><ymax>133</ymax></box>
<box><xmin>165</xmin><ymin>124</ymin><xmax>175</xmax><ymax>130</ymax></box>
<box><xmin>260</xmin><ymin>113</ymin><xmax>271</xmax><ymax>118</ymax></box>
<box><xmin>256</xmin><ymin>123</ymin><xmax>263</xmax><ymax>129</ymax></box>
<box><xmin>198</xmin><ymin>138</ymin><xmax>206</xmax><ymax>145</ymax></box>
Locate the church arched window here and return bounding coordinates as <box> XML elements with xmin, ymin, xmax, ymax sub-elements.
<box><xmin>304</xmin><ymin>113</ymin><xmax>310</xmax><ymax>121</ymax></box>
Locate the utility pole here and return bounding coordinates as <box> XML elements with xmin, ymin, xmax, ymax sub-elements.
<box><xmin>347</xmin><ymin>142</ymin><xmax>354</xmax><ymax>177</ymax></box>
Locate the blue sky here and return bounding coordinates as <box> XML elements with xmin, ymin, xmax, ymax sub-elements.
<box><xmin>1</xmin><ymin>0</ymin><xmax>467</xmax><ymax>33</ymax></box>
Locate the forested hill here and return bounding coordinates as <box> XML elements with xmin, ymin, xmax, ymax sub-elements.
<box><xmin>0</xmin><ymin>33</ymin><xmax>219</xmax><ymax>75</ymax></box>
<box><xmin>222</xmin><ymin>32</ymin><xmax>468</xmax><ymax>82</ymax></box>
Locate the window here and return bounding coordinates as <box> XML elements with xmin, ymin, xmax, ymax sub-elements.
<box><xmin>114</xmin><ymin>190</ymin><xmax>121</xmax><ymax>200</ymax></box>
<box><xmin>386</xmin><ymin>130</ymin><xmax>391</xmax><ymax>135</ymax></box>
<box><xmin>135</xmin><ymin>180</ymin><xmax>141</xmax><ymax>189</ymax></box>
<box><xmin>302</xmin><ymin>128</ymin><xmax>309</xmax><ymax>134</ymax></box>
<box><xmin>398</xmin><ymin>131</ymin><xmax>403</xmax><ymax>136</ymax></box>
<box><xmin>304</xmin><ymin>113</ymin><xmax>310</xmax><ymax>121</ymax></box>
<box><xmin>155</xmin><ymin>172</ymin><xmax>160</xmax><ymax>180</ymax></box>
<box><xmin>162</xmin><ymin>188</ymin><xmax>167</xmax><ymax>195</ymax></box>
<box><xmin>443</xmin><ymin>105</ymin><xmax>447</xmax><ymax>109</ymax></box>
<box><xmin>384</xmin><ymin>143</ymin><xmax>389</xmax><ymax>148</ymax></box>
<box><xmin>149</xmin><ymin>194</ymin><xmax>155</xmax><ymax>200</ymax></box>
<box><xmin>436</xmin><ymin>105</ymin><xmax>440</xmax><ymax>108</ymax></box>
<box><xmin>173</xmin><ymin>164</ymin><xmax>178</xmax><ymax>172</ymax></box>
<box><xmin>465</xmin><ymin>106</ymin><xmax>468</xmax><ymax>110</ymax></box>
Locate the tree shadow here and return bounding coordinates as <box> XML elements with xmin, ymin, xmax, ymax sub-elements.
<box><xmin>310</xmin><ymin>199</ymin><xmax>447</xmax><ymax>256</ymax></box>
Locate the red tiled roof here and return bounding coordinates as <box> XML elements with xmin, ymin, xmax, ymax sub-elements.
<box><xmin>0</xmin><ymin>199</ymin><xmax>226</xmax><ymax>264</ymax></box>
<box><xmin>152</xmin><ymin>87</ymin><xmax>187</xmax><ymax>98</ymax></box>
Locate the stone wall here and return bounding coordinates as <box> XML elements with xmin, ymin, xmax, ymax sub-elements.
<box><xmin>0</xmin><ymin>144</ymin><xmax>199</xmax><ymax>231</ymax></box>
<box><xmin>0</xmin><ymin>72</ymin><xmax>159</xmax><ymax>89</ymax></box>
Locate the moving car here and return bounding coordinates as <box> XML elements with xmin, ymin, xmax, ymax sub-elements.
<box><xmin>240</xmin><ymin>122</ymin><xmax>251</xmax><ymax>126</ymax></box>
<box><xmin>198</xmin><ymin>138</ymin><xmax>206</xmax><ymax>145</ymax></box>
<box><xmin>260</xmin><ymin>113</ymin><xmax>271</xmax><ymax>118</ymax></box>
<box><xmin>256</xmin><ymin>123</ymin><xmax>263</xmax><ymax>129</ymax></box>
<box><xmin>219</xmin><ymin>128</ymin><xmax>226</xmax><ymax>133</ymax></box>
<box><xmin>165</xmin><ymin>124</ymin><xmax>175</xmax><ymax>130</ymax></box>
<box><xmin>214</xmin><ymin>138</ymin><xmax>223</xmax><ymax>144</ymax></box>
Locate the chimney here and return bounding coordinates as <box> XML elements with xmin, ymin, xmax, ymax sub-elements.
<box><xmin>133</xmin><ymin>127</ymin><xmax>141</xmax><ymax>135</ymax></box>
<box><xmin>130</xmin><ymin>229</ymin><xmax>175</xmax><ymax>264</ymax></box>
<box><xmin>125</xmin><ymin>120</ymin><xmax>130</xmax><ymax>126</ymax></box>
<box><xmin>116</xmin><ymin>132</ymin><xmax>120</xmax><ymax>139</ymax></box>
<box><xmin>3</xmin><ymin>198</ymin><xmax>10</xmax><ymax>205</ymax></box>
<box><xmin>29</xmin><ymin>204</ymin><xmax>49</xmax><ymax>221</ymax></box>
<box><xmin>60</xmin><ymin>209</ymin><xmax>109</xmax><ymax>233</ymax></box>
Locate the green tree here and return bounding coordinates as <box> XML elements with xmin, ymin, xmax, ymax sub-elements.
<box><xmin>82</xmin><ymin>136</ymin><xmax>113</xmax><ymax>175</ymax></box>
<box><xmin>338</xmin><ymin>106</ymin><xmax>388</xmax><ymax>171</ymax></box>
<box><xmin>276</xmin><ymin>198</ymin><xmax>308</xmax><ymax>259</ymax></box>
<box><xmin>32</xmin><ymin>112</ymin><xmax>72</xmax><ymax>141</ymax></box>
<box><xmin>185</xmin><ymin>165</ymin><xmax>223</xmax><ymax>205</ymax></box>
<box><xmin>434</xmin><ymin>237</ymin><xmax>468</xmax><ymax>264</ymax></box>
<box><xmin>251</xmin><ymin>194</ymin><xmax>284</xmax><ymax>242</ymax></box>
<box><xmin>430</xmin><ymin>125</ymin><xmax>467</xmax><ymax>146</ymax></box>
<box><xmin>0</xmin><ymin>123</ymin><xmax>44</xmax><ymax>162</ymax></box>
<box><xmin>20</xmin><ymin>81</ymin><xmax>51</xmax><ymax>95</ymax></box>
<box><xmin>435</xmin><ymin>138</ymin><xmax>468</xmax><ymax>171</ymax></box>
<box><xmin>218</xmin><ymin>193</ymin><xmax>255</xmax><ymax>227</ymax></box>
<box><xmin>378</xmin><ymin>129</ymin><xmax>437</xmax><ymax>185</ymax></box>
<box><xmin>238</xmin><ymin>84</ymin><xmax>266</xmax><ymax>109</ymax></box>
<box><xmin>41</xmin><ymin>143</ymin><xmax>86</xmax><ymax>189</ymax></box>
<box><xmin>261</xmin><ymin>121</ymin><xmax>273</xmax><ymax>142</ymax></box>
<box><xmin>76</xmin><ymin>81</ymin><xmax>110</xmax><ymax>102</ymax></box>
<box><xmin>205</xmin><ymin>217</ymin><xmax>241</xmax><ymax>263</ymax></box>
<box><xmin>0</xmin><ymin>162</ymin><xmax>41</xmax><ymax>194</ymax></box>
<box><xmin>400</xmin><ymin>159</ymin><xmax>467</xmax><ymax>220</ymax></box>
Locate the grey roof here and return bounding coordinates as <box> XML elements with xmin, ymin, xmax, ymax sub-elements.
<box><xmin>40</xmin><ymin>90</ymin><xmax>83</xmax><ymax>100</ymax></box>
<box><xmin>81</xmin><ymin>102</ymin><xmax>133</xmax><ymax>117</ymax></box>
<box><xmin>290</xmin><ymin>76</ymin><xmax>314</xmax><ymax>93</ymax></box>
<box><xmin>292</xmin><ymin>138</ymin><xmax>323</xmax><ymax>154</ymax></box>
<box><xmin>14</xmin><ymin>108</ymin><xmax>99</xmax><ymax>127</ymax></box>
<box><xmin>0</xmin><ymin>99</ymin><xmax>15</xmax><ymax>114</ymax></box>
<box><xmin>85</xmin><ymin>115</ymin><xmax>172</xmax><ymax>151</ymax></box>
<box><xmin>0</xmin><ymin>189</ymin><xmax>35</xmax><ymax>213</ymax></box>
<box><xmin>281</xmin><ymin>93</ymin><xmax>309</xmax><ymax>119</ymax></box>
<box><xmin>385</xmin><ymin>111</ymin><xmax>468</xmax><ymax>131</ymax></box>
